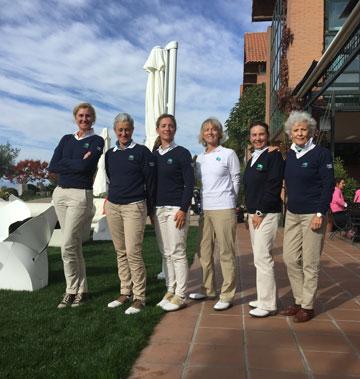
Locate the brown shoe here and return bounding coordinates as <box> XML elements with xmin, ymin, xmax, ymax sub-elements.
<box><xmin>294</xmin><ymin>308</ymin><xmax>314</xmax><ymax>323</ymax></box>
<box><xmin>279</xmin><ymin>304</ymin><xmax>301</xmax><ymax>316</ymax></box>
<box><xmin>107</xmin><ymin>294</ymin><xmax>132</xmax><ymax>308</ymax></box>
<box><xmin>71</xmin><ymin>292</ymin><xmax>89</xmax><ymax>307</ymax></box>
<box><xmin>125</xmin><ymin>299</ymin><xmax>145</xmax><ymax>315</ymax></box>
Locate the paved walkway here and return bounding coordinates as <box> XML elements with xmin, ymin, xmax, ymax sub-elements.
<box><xmin>130</xmin><ymin>225</ymin><xmax>360</xmax><ymax>379</ymax></box>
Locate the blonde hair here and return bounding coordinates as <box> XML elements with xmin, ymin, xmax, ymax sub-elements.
<box><xmin>73</xmin><ymin>102</ymin><xmax>96</xmax><ymax>123</ymax></box>
<box><xmin>199</xmin><ymin>117</ymin><xmax>223</xmax><ymax>146</ymax></box>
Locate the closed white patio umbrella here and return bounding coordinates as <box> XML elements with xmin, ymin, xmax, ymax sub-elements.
<box><xmin>93</xmin><ymin>128</ymin><xmax>111</xmax><ymax>196</ymax></box>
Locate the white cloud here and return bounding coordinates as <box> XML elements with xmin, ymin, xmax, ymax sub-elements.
<box><xmin>0</xmin><ymin>0</ymin><xmax>269</xmax><ymax>161</ymax></box>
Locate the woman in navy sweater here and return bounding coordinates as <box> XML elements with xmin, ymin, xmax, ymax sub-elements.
<box><xmin>153</xmin><ymin>114</ymin><xmax>194</xmax><ymax>312</ymax></box>
<box><xmin>105</xmin><ymin>113</ymin><xmax>156</xmax><ymax>315</ymax></box>
<box><xmin>244</xmin><ymin>121</ymin><xmax>284</xmax><ymax>318</ymax></box>
<box><xmin>49</xmin><ymin>103</ymin><xmax>104</xmax><ymax>308</ymax></box>
<box><xmin>281</xmin><ymin>111</ymin><xmax>334</xmax><ymax>322</ymax></box>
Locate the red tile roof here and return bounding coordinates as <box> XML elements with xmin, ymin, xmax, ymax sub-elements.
<box><xmin>244</xmin><ymin>32</ymin><xmax>268</xmax><ymax>63</ymax></box>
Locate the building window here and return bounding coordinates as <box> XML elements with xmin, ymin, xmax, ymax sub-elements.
<box><xmin>269</xmin><ymin>0</ymin><xmax>286</xmax><ymax>138</ymax></box>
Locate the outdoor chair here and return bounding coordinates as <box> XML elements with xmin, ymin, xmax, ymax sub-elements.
<box><xmin>328</xmin><ymin>210</ymin><xmax>351</xmax><ymax>240</ymax></box>
<box><xmin>349</xmin><ymin>204</ymin><xmax>360</xmax><ymax>244</ymax></box>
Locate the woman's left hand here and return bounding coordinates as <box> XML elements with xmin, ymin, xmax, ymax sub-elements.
<box><xmin>174</xmin><ymin>210</ymin><xmax>186</xmax><ymax>229</ymax></box>
<box><xmin>310</xmin><ymin>215</ymin><xmax>323</xmax><ymax>231</ymax></box>
<box><xmin>252</xmin><ymin>214</ymin><xmax>264</xmax><ymax>229</ymax></box>
<box><xmin>83</xmin><ymin>151</ymin><xmax>92</xmax><ymax>159</ymax></box>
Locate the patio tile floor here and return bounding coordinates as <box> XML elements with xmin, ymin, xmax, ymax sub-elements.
<box><xmin>130</xmin><ymin>225</ymin><xmax>360</xmax><ymax>379</ymax></box>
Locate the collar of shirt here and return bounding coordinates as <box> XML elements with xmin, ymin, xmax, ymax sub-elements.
<box><xmin>113</xmin><ymin>140</ymin><xmax>136</xmax><ymax>152</ymax></box>
<box><xmin>74</xmin><ymin>128</ymin><xmax>94</xmax><ymax>141</ymax></box>
<box><xmin>250</xmin><ymin>146</ymin><xmax>268</xmax><ymax>167</ymax></box>
<box><xmin>290</xmin><ymin>137</ymin><xmax>316</xmax><ymax>159</ymax></box>
<box><xmin>158</xmin><ymin>141</ymin><xmax>177</xmax><ymax>156</ymax></box>
<box><xmin>204</xmin><ymin>145</ymin><xmax>222</xmax><ymax>155</ymax></box>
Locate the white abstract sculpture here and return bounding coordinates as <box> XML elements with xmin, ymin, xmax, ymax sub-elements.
<box><xmin>0</xmin><ymin>206</ymin><xmax>57</xmax><ymax>291</ymax></box>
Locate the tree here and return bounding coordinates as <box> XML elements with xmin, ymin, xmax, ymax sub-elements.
<box><xmin>6</xmin><ymin>159</ymin><xmax>49</xmax><ymax>184</ymax></box>
<box><xmin>0</xmin><ymin>143</ymin><xmax>20</xmax><ymax>178</ymax></box>
<box><xmin>224</xmin><ymin>84</ymin><xmax>266</xmax><ymax>163</ymax></box>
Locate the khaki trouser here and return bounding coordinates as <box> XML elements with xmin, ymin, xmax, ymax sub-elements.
<box><xmin>283</xmin><ymin>211</ymin><xmax>327</xmax><ymax>309</ymax></box>
<box><xmin>154</xmin><ymin>207</ymin><xmax>189</xmax><ymax>299</ymax></box>
<box><xmin>105</xmin><ymin>200</ymin><xmax>147</xmax><ymax>301</ymax></box>
<box><xmin>249</xmin><ymin>213</ymin><xmax>279</xmax><ymax>311</ymax></box>
<box><xmin>53</xmin><ymin>187</ymin><xmax>93</xmax><ymax>294</ymax></box>
<box><xmin>199</xmin><ymin>209</ymin><xmax>237</xmax><ymax>302</ymax></box>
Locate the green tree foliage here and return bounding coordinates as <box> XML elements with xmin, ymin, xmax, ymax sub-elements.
<box><xmin>224</xmin><ymin>84</ymin><xmax>266</xmax><ymax>163</ymax></box>
<box><xmin>0</xmin><ymin>143</ymin><xmax>20</xmax><ymax>178</ymax></box>
<box><xmin>333</xmin><ymin>157</ymin><xmax>359</xmax><ymax>202</ymax></box>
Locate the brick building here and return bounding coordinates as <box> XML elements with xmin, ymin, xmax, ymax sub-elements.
<box><xmin>241</xmin><ymin>32</ymin><xmax>267</xmax><ymax>96</ymax></box>
<box><xmin>248</xmin><ymin>0</ymin><xmax>360</xmax><ymax>178</ymax></box>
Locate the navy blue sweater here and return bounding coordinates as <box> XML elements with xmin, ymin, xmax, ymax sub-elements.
<box><xmin>285</xmin><ymin>145</ymin><xmax>334</xmax><ymax>215</ymax></box>
<box><xmin>155</xmin><ymin>146</ymin><xmax>195</xmax><ymax>212</ymax></box>
<box><xmin>49</xmin><ymin>134</ymin><xmax>104</xmax><ymax>189</ymax></box>
<box><xmin>244</xmin><ymin>150</ymin><xmax>284</xmax><ymax>214</ymax></box>
<box><xmin>105</xmin><ymin>143</ymin><xmax>156</xmax><ymax>214</ymax></box>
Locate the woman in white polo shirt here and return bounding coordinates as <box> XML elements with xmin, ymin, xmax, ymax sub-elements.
<box><xmin>190</xmin><ymin>117</ymin><xmax>240</xmax><ymax>310</ymax></box>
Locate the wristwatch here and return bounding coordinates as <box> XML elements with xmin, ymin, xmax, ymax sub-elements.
<box><xmin>316</xmin><ymin>212</ymin><xmax>323</xmax><ymax>218</ymax></box>
<box><xmin>255</xmin><ymin>210</ymin><xmax>264</xmax><ymax>217</ymax></box>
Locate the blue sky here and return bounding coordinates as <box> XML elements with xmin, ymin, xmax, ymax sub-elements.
<box><xmin>0</xmin><ymin>0</ymin><xmax>268</xmax><ymax>162</ymax></box>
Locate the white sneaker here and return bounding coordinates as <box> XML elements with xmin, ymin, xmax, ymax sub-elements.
<box><xmin>189</xmin><ymin>292</ymin><xmax>207</xmax><ymax>300</ymax></box>
<box><xmin>107</xmin><ymin>294</ymin><xmax>131</xmax><ymax>308</ymax></box>
<box><xmin>125</xmin><ymin>300</ymin><xmax>144</xmax><ymax>315</ymax></box>
<box><xmin>157</xmin><ymin>271</ymin><xmax>166</xmax><ymax>280</ymax></box>
<box><xmin>248</xmin><ymin>300</ymin><xmax>258</xmax><ymax>308</ymax></box>
<box><xmin>156</xmin><ymin>292</ymin><xmax>174</xmax><ymax>307</ymax></box>
<box><xmin>249</xmin><ymin>307</ymin><xmax>277</xmax><ymax>318</ymax></box>
<box><xmin>161</xmin><ymin>295</ymin><xmax>186</xmax><ymax>312</ymax></box>
<box><xmin>213</xmin><ymin>300</ymin><xmax>232</xmax><ymax>311</ymax></box>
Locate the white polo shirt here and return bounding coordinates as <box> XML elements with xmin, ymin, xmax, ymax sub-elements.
<box><xmin>196</xmin><ymin>146</ymin><xmax>241</xmax><ymax>210</ymax></box>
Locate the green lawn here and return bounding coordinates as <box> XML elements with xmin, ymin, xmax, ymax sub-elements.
<box><xmin>0</xmin><ymin>225</ymin><xmax>198</xmax><ymax>378</ymax></box>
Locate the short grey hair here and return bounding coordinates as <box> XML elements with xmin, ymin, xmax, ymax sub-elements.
<box><xmin>199</xmin><ymin>117</ymin><xmax>224</xmax><ymax>146</ymax></box>
<box><xmin>284</xmin><ymin>111</ymin><xmax>317</xmax><ymax>136</ymax></box>
<box><xmin>113</xmin><ymin>113</ymin><xmax>134</xmax><ymax>130</ymax></box>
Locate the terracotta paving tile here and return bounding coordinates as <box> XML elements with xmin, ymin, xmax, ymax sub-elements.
<box><xmin>337</xmin><ymin>321</ymin><xmax>360</xmax><ymax>336</ymax></box>
<box><xmin>136</xmin><ymin>341</ymin><xmax>189</xmax><ymax>365</ymax></box>
<box><xmin>290</xmin><ymin>319</ymin><xmax>339</xmax><ymax>334</ymax></box>
<box><xmin>314</xmin><ymin>375</ymin><xmax>360</xmax><ymax>379</ymax></box>
<box><xmin>249</xmin><ymin>368</ymin><xmax>308</xmax><ymax>379</ymax></box>
<box><xmin>304</xmin><ymin>351</ymin><xmax>360</xmax><ymax>376</ymax></box>
<box><xmin>149</xmin><ymin>325</ymin><xmax>194</xmax><ymax>343</ymax></box>
<box><xmin>247</xmin><ymin>346</ymin><xmax>305</xmax><ymax>372</ymax></box>
<box><xmin>199</xmin><ymin>314</ymin><xmax>243</xmax><ymax>329</ymax></box>
<box><xmin>188</xmin><ymin>343</ymin><xmax>244</xmax><ymax>367</ymax></box>
<box><xmin>246</xmin><ymin>329</ymin><xmax>297</xmax><ymax>349</ymax></box>
<box><xmin>195</xmin><ymin>327</ymin><xmax>243</xmax><ymax>346</ymax></box>
<box><xmin>158</xmin><ymin>313</ymin><xmax>198</xmax><ymax>329</ymax></box>
<box><xmin>296</xmin><ymin>332</ymin><xmax>353</xmax><ymax>353</ymax></box>
<box><xmin>185</xmin><ymin>365</ymin><xmax>246</xmax><ymax>379</ymax></box>
<box><xmin>328</xmin><ymin>309</ymin><xmax>360</xmax><ymax>321</ymax></box>
<box><xmin>244</xmin><ymin>315</ymin><xmax>290</xmax><ymax>332</ymax></box>
<box><xmin>347</xmin><ymin>334</ymin><xmax>360</xmax><ymax>352</ymax></box>
<box><xmin>129</xmin><ymin>363</ymin><xmax>182</xmax><ymax>379</ymax></box>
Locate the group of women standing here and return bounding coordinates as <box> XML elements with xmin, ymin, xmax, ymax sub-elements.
<box><xmin>49</xmin><ymin>103</ymin><xmax>334</xmax><ymax>323</ymax></box>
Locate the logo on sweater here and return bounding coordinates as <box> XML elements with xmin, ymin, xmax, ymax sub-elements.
<box><xmin>301</xmin><ymin>162</ymin><xmax>308</xmax><ymax>168</ymax></box>
<box><xmin>128</xmin><ymin>155</ymin><xmax>134</xmax><ymax>161</ymax></box>
<box><xmin>256</xmin><ymin>163</ymin><xmax>263</xmax><ymax>171</ymax></box>
<box><xmin>167</xmin><ymin>158</ymin><xmax>173</xmax><ymax>165</ymax></box>
<box><xmin>326</xmin><ymin>164</ymin><xmax>333</xmax><ymax>169</ymax></box>
<box><xmin>83</xmin><ymin>142</ymin><xmax>90</xmax><ymax>148</ymax></box>
<box><xmin>216</xmin><ymin>156</ymin><xmax>221</xmax><ymax>161</ymax></box>
<box><xmin>149</xmin><ymin>161</ymin><xmax>155</xmax><ymax>167</ymax></box>
<box><xmin>96</xmin><ymin>146</ymin><xmax>102</xmax><ymax>151</ymax></box>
